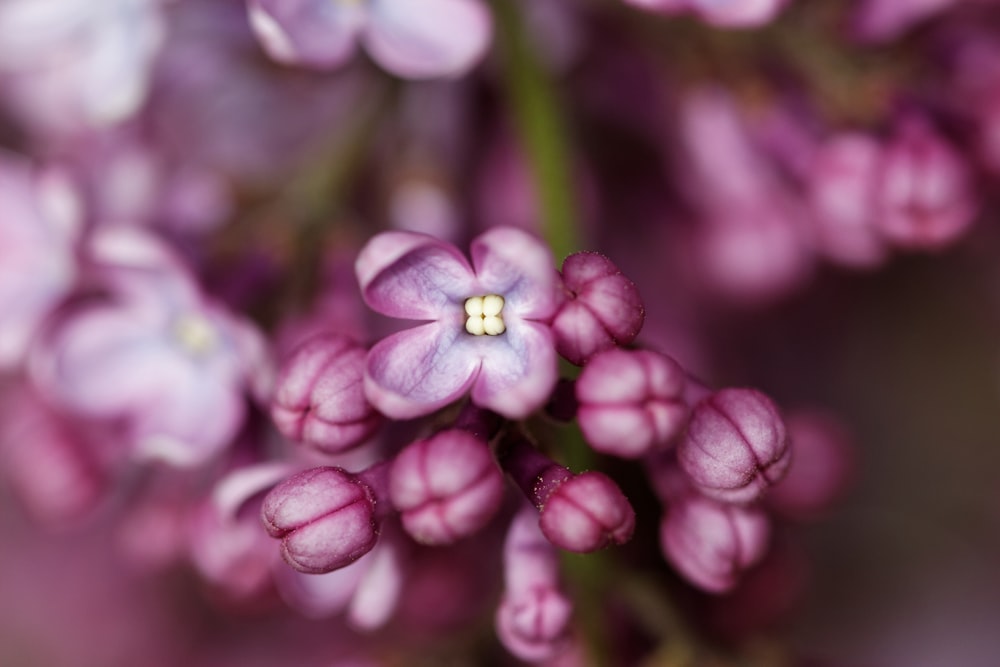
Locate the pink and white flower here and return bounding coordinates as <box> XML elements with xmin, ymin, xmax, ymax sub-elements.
<box><xmin>356</xmin><ymin>226</ymin><xmax>560</xmax><ymax>420</ymax></box>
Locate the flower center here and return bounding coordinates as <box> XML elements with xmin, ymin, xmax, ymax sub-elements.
<box><xmin>464</xmin><ymin>294</ymin><xmax>506</xmax><ymax>336</ymax></box>
<box><xmin>173</xmin><ymin>314</ymin><xmax>217</xmax><ymax>355</ymax></box>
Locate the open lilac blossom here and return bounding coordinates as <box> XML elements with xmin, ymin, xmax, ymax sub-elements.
<box><xmin>677</xmin><ymin>388</ymin><xmax>791</xmax><ymax>504</ymax></box>
<box><xmin>356</xmin><ymin>227</ymin><xmax>560</xmax><ymax>420</ymax></box>
<box><xmin>500</xmin><ymin>437</ymin><xmax>635</xmax><ymax>552</ymax></box>
<box><xmin>496</xmin><ymin>505</ymin><xmax>574</xmax><ymax>663</ymax></box>
<box><xmin>29</xmin><ymin>228</ymin><xmax>272</xmax><ymax>467</ymax></box>
<box><xmin>274</xmin><ymin>554</ymin><xmax>372</xmax><ymax>619</ymax></box>
<box><xmin>390</xmin><ymin>426</ymin><xmax>504</xmax><ymax>545</ymax></box>
<box><xmin>0</xmin><ymin>0</ymin><xmax>166</xmax><ymax>137</ymax></box>
<box><xmin>550</xmin><ymin>252</ymin><xmax>645</xmax><ymax>366</ymax></box>
<box><xmin>660</xmin><ymin>490</ymin><xmax>771</xmax><ymax>593</ymax></box>
<box><xmin>0</xmin><ymin>153</ymin><xmax>81</xmax><ymax>370</ymax></box>
<box><xmin>188</xmin><ymin>462</ymin><xmax>294</xmax><ymax>599</ymax></box>
<box><xmin>873</xmin><ymin>116</ymin><xmax>978</xmax><ymax>250</ymax></box>
<box><xmin>624</xmin><ymin>0</ymin><xmax>790</xmax><ymax>28</ymax></box>
<box><xmin>261</xmin><ymin>463</ymin><xmax>390</xmax><ymax>574</ymax></box>
<box><xmin>344</xmin><ymin>527</ymin><xmax>406</xmax><ymax>630</ymax></box>
<box><xmin>271</xmin><ymin>332</ymin><xmax>381</xmax><ymax>454</ymax></box>
<box><xmin>576</xmin><ymin>348</ymin><xmax>688</xmax><ymax>458</ymax></box>
<box><xmin>247</xmin><ymin>0</ymin><xmax>492</xmax><ymax>80</ymax></box>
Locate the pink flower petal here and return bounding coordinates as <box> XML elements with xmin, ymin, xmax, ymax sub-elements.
<box><xmin>470</xmin><ymin>227</ymin><xmax>559</xmax><ymax>321</ymax></box>
<box><xmin>356</xmin><ymin>231</ymin><xmax>476</xmax><ymax>320</ymax></box>
<box><xmin>470</xmin><ymin>319</ymin><xmax>557</xmax><ymax>419</ymax></box>
<box><xmin>248</xmin><ymin>0</ymin><xmax>364</xmax><ymax>69</ymax></box>
<box><xmin>364</xmin><ymin>0</ymin><xmax>492</xmax><ymax>79</ymax></box>
<box><xmin>365</xmin><ymin>321</ymin><xmax>479</xmax><ymax>419</ymax></box>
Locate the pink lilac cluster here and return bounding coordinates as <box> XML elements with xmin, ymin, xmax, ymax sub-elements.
<box><xmin>0</xmin><ymin>0</ymin><xmax>991</xmax><ymax>664</ymax></box>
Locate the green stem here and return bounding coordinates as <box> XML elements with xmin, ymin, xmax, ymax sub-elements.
<box><xmin>493</xmin><ymin>0</ymin><xmax>580</xmax><ymax>261</ymax></box>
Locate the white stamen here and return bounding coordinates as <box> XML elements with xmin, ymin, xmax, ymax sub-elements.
<box><xmin>465</xmin><ymin>295</ymin><xmax>484</xmax><ymax>318</ymax></box>
<box><xmin>465</xmin><ymin>316</ymin><xmax>486</xmax><ymax>336</ymax></box>
<box><xmin>483</xmin><ymin>315</ymin><xmax>506</xmax><ymax>336</ymax></box>
<box><xmin>463</xmin><ymin>294</ymin><xmax>506</xmax><ymax>336</ymax></box>
<box><xmin>482</xmin><ymin>294</ymin><xmax>504</xmax><ymax>317</ymax></box>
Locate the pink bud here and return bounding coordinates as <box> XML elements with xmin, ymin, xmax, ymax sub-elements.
<box><xmin>768</xmin><ymin>410</ymin><xmax>856</xmax><ymax>520</ymax></box>
<box><xmin>261</xmin><ymin>465</ymin><xmax>387</xmax><ymax>574</ymax></box>
<box><xmin>808</xmin><ymin>133</ymin><xmax>888</xmax><ymax>268</ymax></box>
<box><xmin>539</xmin><ymin>471</ymin><xmax>635</xmax><ymax>553</ymax></box>
<box><xmin>660</xmin><ymin>493</ymin><xmax>770</xmax><ymax>593</ymax></box>
<box><xmin>550</xmin><ymin>252</ymin><xmax>644</xmax><ymax>365</ymax></box>
<box><xmin>500</xmin><ymin>438</ymin><xmax>636</xmax><ymax>553</ymax></box>
<box><xmin>677</xmin><ymin>388</ymin><xmax>791</xmax><ymax>504</ymax></box>
<box><xmin>576</xmin><ymin>348</ymin><xmax>688</xmax><ymax>458</ymax></box>
<box><xmin>874</xmin><ymin>117</ymin><xmax>978</xmax><ymax>250</ymax></box>
<box><xmin>389</xmin><ymin>429</ymin><xmax>505</xmax><ymax>545</ymax></box>
<box><xmin>271</xmin><ymin>333</ymin><xmax>381</xmax><ymax>454</ymax></box>
<box><xmin>496</xmin><ymin>507</ymin><xmax>573</xmax><ymax>662</ymax></box>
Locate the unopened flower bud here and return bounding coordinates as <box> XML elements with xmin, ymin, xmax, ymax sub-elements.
<box><xmin>768</xmin><ymin>410</ymin><xmax>855</xmax><ymax>520</ymax></box>
<box><xmin>500</xmin><ymin>437</ymin><xmax>635</xmax><ymax>552</ymax></box>
<box><xmin>271</xmin><ymin>333</ymin><xmax>381</xmax><ymax>454</ymax></box>
<box><xmin>576</xmin><ymin>348</ymin><xmax>688</xmax><ymax>458</ymax></box>
<box><xmin>261</xmin><ymin>463</ymin><xmax>389</xmax><ymax>574</ymax></box>
<box><xmin>660</xmin><ymin>492</ymin><xmax>770</xmax><ymax>594</ymax></box>
<box><xmin>677</xmin><ymin>388</ymin><xmax>791</xmax><ymax>504</ymax></box>
<box><xmin>550</xmin><ymin>252</ymin><xmax>644</xmax><ymax>365</ymax></box>
<box><xmin>875</xmin><ymin>117</ymin><xmax>977</xmax><ymax>250</ymax></box>
<box><xmin>390</xmin><ymin>428</ymin><xmax>504</xmax><ymax>545</ymax></box>
<box><xmin>496</xmin><ymin>506</ymin><xmax>573</xmax><ymax>663</ymax></box>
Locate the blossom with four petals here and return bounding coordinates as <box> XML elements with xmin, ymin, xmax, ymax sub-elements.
<box><xmin>355</xmin><ymin>226</ymin><xmax>560</xmax><ymax>420</ymax></box>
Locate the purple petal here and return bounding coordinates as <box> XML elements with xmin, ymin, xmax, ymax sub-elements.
<box><xmin>470</xmin><ymin>319</ymin><xmax>557</xmax><ymax>419</ymax></box>
<box><xmin>356</xmin><ymin>231</ymin><xmax>476</xmax><ymax>320</ymax></box>
<box><xmin>248</xmin><ymin>0</ymin><xmax>364</xmax><ymax>69</ymax></box>
<box><xmin>364</xmin><ymin>0</ymin><xmax>492</xmax><ymax>79</ymax></box>
<box><xmin>365</xmin><ymin>321</ymin><xmax>479</xmax><ymax>419</ymax></box>
<box><xmin>470</xmin><ymin>227</ymin><xmax>559</xmax><ymax>321</ymax></box>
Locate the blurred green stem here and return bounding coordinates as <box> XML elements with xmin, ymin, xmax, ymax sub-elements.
<box><xmin>493</xmin><ymin>0</ymin><xmax>580</xmax><ymax>261</ymax></box>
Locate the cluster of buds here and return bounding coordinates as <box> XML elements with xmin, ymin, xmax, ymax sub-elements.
<box><xmin>244</xmin><ymin>226</ymin><xmax>824</xmax><ymax>661</ymax></box>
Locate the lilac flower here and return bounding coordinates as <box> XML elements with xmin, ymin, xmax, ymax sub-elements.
<box><xmin>356</xmin><ymin>227</ymin><xmax>560</xmax><ymax>420</ymax></box>
<box><xmin>496</xmin><ymin>506</ymin><xmax>574</xmax><ymax>663</ymax></box>
<box><xmin>660</xmin><ymin>490</ymin><xmax>771</xmax><ymax>593</ymax></box>
<box><xmin>29</xmin><ymin>227</ymin><xmax>272</xmax><ymax>467</ymax></box>
<box><xmin>0</xmin><ymin>386</ymin><xmax>105</xmax><ymax>527</ymax></box>
<box><xmin>768</xmin><ymin>410</ymin><xmax>856</xmax><ymax>520</ymax></box>
<box><xmin>188</xmin><ymin>462</ymin><xmax>293</xmax><ymax>599</ymax></box>
<box><xmin>261</xmin><ymin>463</ymin><xmax>390</xmax><ymax>574</ymax></box>
<box><xmin>271</xmin><ymin>332</ymin><xmax>382</xmax><ymax>454</ymax></box>
<box><xmin>389</xmin><ymin>428</ymin><xmax>505</xmax><ymax>545</ymax></box>
<box><xmin>500</xmin><ymin>436</ymin><xmax>635</xmax><ymax>553</ymax></box>
<box><xmin>678</xmin><ymin>88</ymin><xmax>814</xmax><ymax>302</ymax></box>
<box><xmin>873</xmin><ymin>117</ymin><xmax>978</xmax><ymax>250</ymax></box>
<box><xmin>0</xmin><ymin>0</ymin><xmax>166</xmax><ymax>137</ymax></box>
<box><xmin>808</xmin><ymin>133</ymin><xmax>889</xmax><ymax>269</ymax></box>
<box><xmin>0</xmin><ymin>153</ymin><xmax>81</xmax><ymax>370</ymax></box>
<box><xmin>550</xmin><ymin>252</ymin><xmax>645</xmax><ymax>366</ymax></box>
<box><xmin>576</xmin><ymin>348</ymin><xmax>688</xmax><ymax>458</ymax></box>
<box><xmin>625</xmin><ymin>0</ymin><xmax>790</xmax><ymax>28</ymax></box>
<box><xmin>248</xmin><ymin>0</ymin><xmax>492</xmax><ymax>80</ymax></box>
<box><xmin>677</xmin><ymin>388</ymin><xmax>791</xmax><ymax>504</ymax></box>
